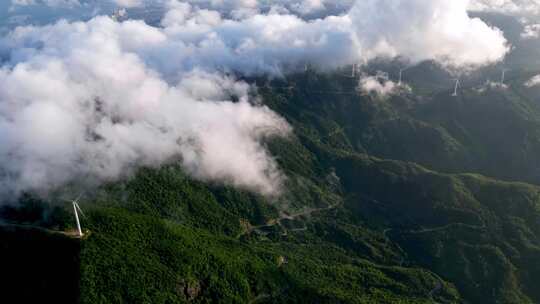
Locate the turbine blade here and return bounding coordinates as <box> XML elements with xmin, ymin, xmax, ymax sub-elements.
<box><xmin>75</xmin><ymin>203</ymin><xmax>86</xmax><ymax>218</ymax></box>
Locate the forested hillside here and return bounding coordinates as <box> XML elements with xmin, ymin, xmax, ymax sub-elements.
<box><xmin>3</xmin><ymin>66</ymin><xmax>540</xmax><ymax>303</ymax></box>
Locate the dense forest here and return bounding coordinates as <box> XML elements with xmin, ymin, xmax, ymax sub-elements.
<box><xmin>3</xmin><ymin>60</ymin><xmax>540</xmax><ymax>304</ymax></box>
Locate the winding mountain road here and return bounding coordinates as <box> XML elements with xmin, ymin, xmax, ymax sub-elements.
<box><xmin>238</xmin><ymin>202</ymin><xmax>341</xmax><ymax>238</ymax></box>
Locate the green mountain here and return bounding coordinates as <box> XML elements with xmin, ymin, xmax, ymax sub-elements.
<box><xmin>3</xmin><ymin>66</ymin><xmax>540</xmax><ymax>304</ymax></box>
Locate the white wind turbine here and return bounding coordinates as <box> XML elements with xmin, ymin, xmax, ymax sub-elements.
<box><xmin>65</xmin><ymin>194</ymin><xmax>85</xmax><ymax>237</ymax></box>
<box><xmin>398</xmin><ymin>67</ymin><xmax>410</xmax><ymax>86</ymax></box>
<box><xmin>501</xmin><ymin>68</ymin><xmax>509</xmax><ymax>85</ymax></box>
<box><xmin>451</xmin><ymin>78</ymin><xmax>460</xmax><ymax>97</ymax></box>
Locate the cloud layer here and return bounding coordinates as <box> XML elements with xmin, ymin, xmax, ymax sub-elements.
<box><xmin>10</xmin><ymin>0</ymin><xmax>138</xmax><ymax>8</ymax></box>
<box><xmin>10</xmin><ymin>0</ymin><xmax>540</xmax><ymax>16</ymax></box>
<box><xmin>0</xmin><ymin>16</ymin><xmax>291</xmax><ymax>197</ymax></box>
<box><xmin>525</xmin><ymin>74</ymin><xmax>540</xmax><ymax>86</ymax></box>
<box><xmin>0</xmin><ymin>0</ymin><xmax>511</xmax><ymax>198</ymax></box>
<box><xmin>469</xmin><ymin>0</ymin><xmax>540</xmax><ymax>15</ymax></box>
<box><xmin>350</xmin><ymin>0</ymin><xmax>509</xmax><ymax>68</ymax></box>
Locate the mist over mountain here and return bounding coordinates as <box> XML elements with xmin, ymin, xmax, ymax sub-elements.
<box><xmin>2</xmin><ymin>1</ymin><xmax>540</xmax><ymax>304</ymax></box>
<box><xmin>0</xmin><ymin>0</ymin><xmax>510</xmax><ymax>199</ymax></box>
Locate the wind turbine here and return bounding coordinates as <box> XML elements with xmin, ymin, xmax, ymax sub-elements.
<box><xmin>398</xmin><ymin>66</ymin><xmax>411</xmax><ymax>86</ymax></box>
<box><xmin>351</xmin><ymin>64</ymin><xmax>357</xmax><ymax>78</ymax></box>
<box><xmin>501</xmin><ymin>68</ymin><xmax>509</xmax><ymax>85</ymax></box>
<box><xmin>65</xmin><ymin>194</ymin><xmax>85</xmax><ymax>237</ymax></box>
<box><xmin>451</xmin><ymin>79</ymin><xmax>460</xmax><ymax>97</ymax></box>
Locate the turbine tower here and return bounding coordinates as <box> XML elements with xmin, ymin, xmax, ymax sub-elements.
<box><xmin>351</xmin><ymin>64</ymin><xmax>357</xmax><ymax>78</ymax></box>
<box><xmin>501</xmin><ymin>68</ymin><xmax>509</xmax><ymax>85</ymax></box>
<box><xmin>451</xmin><ymin>79</ymin><xmax>460</xmax><ymax>97</ymax></box>
<box><xmin>398</xmin><ymin>66</ymin><xmax>411</xmax><ymax>86</ymax></box>
<box><xmin>69</xmin><ymin>195</ymin><xmax>85</xmax><ymax>237</ymax></box>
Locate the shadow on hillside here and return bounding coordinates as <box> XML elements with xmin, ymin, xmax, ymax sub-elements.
<box><xmin>0</xmin><ymin>225</ymin><xmax>80</xmax><ymax>304</ymax></box>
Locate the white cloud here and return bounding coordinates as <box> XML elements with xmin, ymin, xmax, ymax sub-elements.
<box><xmin>113</xmin><ymin>0</ymin><xmax>144</xmax><ymax>8</ymax></box>
<box><xmin>349</xmin><ymin>0</ymin><xmax>509</xmax><ymax>69</ymax></box>
<box><xmin>290</xmin><ymin>0</ymin><xmax>326</xmax><ymax>15</ymax></box>
<box><xmin>158</xmin><ymin>2</ymin><xmax>357</xmax><ymax>75</ymax></box>
<box><xmin>14</xmin><ymin>0</ymin><xmax>540</xmax><ymax>17</ymax></box>
<box><xmin>188</xmin><ymin>0</ymin><xmax>351</xmax><ymax>17</ymax></box>
<box><xmin>474</xmin><ymin>80</ymin><xmax>509</xmax><ymax>93</ymax></box>
<box><xmin>521</xmin><ymin>23</ymin><xmax>540</xmax><ymax>39</ymax></box>
<box><xmin>0</xmin><ymin>17</ymin><xmax>290</xmax><ymax>197</ymax></box>
<box><xmin>525</xmin><ymin>74</ymin><xmax>540</xmax><ymax>86</ymax></box>
<box><xmin>468</xmin><ymin>0</ymin><xmax>540</xmax><ymax>15</ymax></box>
<box><xmin>157</xmin><ymin>0</ymin><xmax>509</xmax><ymax>74</ymax></box>
<box><xmin>10</xmin><ymin>0</ymin><xmax>81</xmax><ymax>8</ymax></box>
<box><xmin>358</xmin><ymin>71</ymin><xmax>409</xmax><ymax>98</ymax></box>
<box><xmin>0</xmin><ymin>0</ymin><xmax>511</xmax><ymax>198</ymax></box>
<box><xmin>9</xmin><ymin>0</ymin><xmax>146</xmax><ymax>9</ymax></box>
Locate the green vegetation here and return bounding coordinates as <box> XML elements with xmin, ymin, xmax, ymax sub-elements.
<box><xmin>4</xmin><ymin>67</ymin><xmax>540</xmax><ymax>303</ymax></box>
<box><xmin>79</xmin><ymin>207</ymin><xmax>455</xmax><ymax>303</ymax></box>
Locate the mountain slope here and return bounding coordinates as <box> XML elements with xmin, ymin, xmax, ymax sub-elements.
<box><xmin>3</xmin><ymin>69</ymin><xmax>540</xmax><ymax>303</ymax></box>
